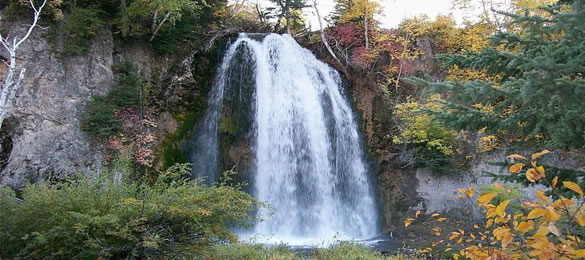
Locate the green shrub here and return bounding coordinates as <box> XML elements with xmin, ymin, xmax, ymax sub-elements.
<box><xmin>81</xmin><ymin>95</ymin><xmax>121</xmax><ymax>137</ymax></box>
<box><xmin>392</xmin><ymin>100</ymin><xmax>459</xmax><ymax>170</ymax></box>
<box><xmin>207</xmin><ymin>243</ymin><xmax>302</xmax><ymax>260</ymax></box>
<box><xmin>111</xmin><ymin>60</ymin><xmax>144</xmax><ymax>107</ymax></box>
<box><xmin>206</xmin><ymin>242</ymin><xmax>416</xmax><ymax>260</ymax></box>
<box><xmin>59</xmin><ymin>7</ymin><xmax>106</xmax><ymax>56</ymax></box>
<box><xmin>81</xmin><ymin>61</ymin><xmax>144</xmax><ymax>138</ymax></box>
<box><xmin>0</xmin><ymin>163</ymin><xmax>261</xmax><ymax>259</ymax></box>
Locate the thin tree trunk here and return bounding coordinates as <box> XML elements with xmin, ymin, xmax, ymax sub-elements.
<box><xmin>0</xmin><ymin>0</ymin><xmax>47</xmax><ymax>130</ymax></box>
<box><xmin>149</xmin><ymin>11</ymin><xmax>171</xmax><ymax>42</ymax></box>
<box><xmin>364</xmin><ymin>12</ymin><xmax>369</xmax><ymax>49</ymax></box>
<box><xmin>286</xmin><ymin>9</ymin><xmax>291</xmax><ymax>35</ymax></box>
<box><xmin>312</xmin><ymin>0</ymin><xmax>341</xmax><ymax>66</ymax></box>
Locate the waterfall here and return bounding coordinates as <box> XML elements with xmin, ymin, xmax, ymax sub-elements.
<box><xmin>191</xmin><ymin>33</ymin><xmax>378</xmax><ymax>245</ymax></box>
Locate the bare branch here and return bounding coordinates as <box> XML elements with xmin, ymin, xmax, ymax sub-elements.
<box><xmin>15</xmin><ymin>0</ymin><xmax>47</xmax><ymax>49</ymax></box>
<box><xmin>149</xmin><ymin>11</ymin><xmax>172</xmax><ymax>42</ymax></box>
<box><xmin>312</xmin><ymin>0</ymin><xmax>342</xmax><ymax>68</ymax></box>
<box><xmin>0</xmin><ymin>0</ymin><xmax>46</xmax><ymax>130</ymax></box>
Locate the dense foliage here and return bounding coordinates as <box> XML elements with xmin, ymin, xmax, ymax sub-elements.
<box><xmin>409</xmin><ymin>0</ymin><xmax>585</xmax><ymax>148</ymax></box>
<box><xmin>392</xmin><ymin>100</ymin><xmax>459</xmax><ymax>170</ymax></box>
<box><xmin>81</xmin><ymin>61</ymin><xmax>144</xmax><ymax>138</ymax></box>
<box><xmin>8</xmin><ymin>0</ymin><xmax>229</xmax><ymax>55</ymax></box>
<box><xmin>0</xmin><ymin>163</ymin><xmax>261</xmax><ymax>259</ymax></box>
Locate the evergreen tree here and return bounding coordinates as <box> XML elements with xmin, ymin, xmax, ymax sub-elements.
<box><xmin>409</xmin><ymin>0</ymin><xmax>585</xmax><ymax>148</ymax></box>
<box><xmin>267</xmin><ymin>0</ymin><xmax>309</xmax><ymax>34</ymax></box>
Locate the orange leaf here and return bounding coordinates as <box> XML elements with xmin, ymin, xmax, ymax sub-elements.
<box><xmin>531</xmin><ymin>149</ymin><xmax>550</xmax><ymax>160</ymax></box>
<box><xmin>535</xmin><ymin>190</ymin><xmax>550</xmax><ymax>203</ymax></box>
<box><xmin>404</xmin><ymin>218</ymin><xmax>415</xmax><ymax>228</ymax></box>
<box><xmin>478</xmin><ymin>192</ymin><xmax>498</xmax><ymax>205</ymax></box>
<box><xmin>525</xmin><ymin>168</ymin><xmax>537</xmax><ymax>182</ymax></box>
<box><xmin>525</xmin><ymin>168</ymin><xmax>544</xmax><ymax>182</ymax></box>
<box><xmin>563</xmin><ymin>181</ymin><xmax>584</xmax><ymax>197</ymax></box>
<box><xmin>509</xmin><ymin>163</ymin><xmax>525</xmax><ymax>174</ymax></box>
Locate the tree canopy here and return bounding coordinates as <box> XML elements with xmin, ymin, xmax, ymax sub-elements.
<box><xmin>409</xmin><ymin>0</ymin><xmax>585</xmax><ymax>148</ymax></box>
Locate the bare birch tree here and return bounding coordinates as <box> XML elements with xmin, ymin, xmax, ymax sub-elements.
<box><xmin>312</xmin><ymin>0</ymin><xmax>342</xmax><ymax>67</ymax></box>
<box><xmin>0</xmin><ymin>0</ymin><xmax>47</xmax><ymax>131</ymax></box>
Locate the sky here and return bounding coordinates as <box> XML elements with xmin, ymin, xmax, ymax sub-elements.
<box><xmin>256</xmin><ymin>0</ymin><xmax>472</xmax><ymax>29</ymax></box>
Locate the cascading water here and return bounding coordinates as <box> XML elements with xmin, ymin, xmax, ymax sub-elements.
<box><xmin>191</xmin><ymin>33</ymin><xmax>378</xmax><ymax>245</ymax></box>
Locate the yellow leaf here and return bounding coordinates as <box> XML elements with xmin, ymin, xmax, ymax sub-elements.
<box><xmin>575</xmin><ymin>249</ymin><xmax>585</xmax><ymax>258</ymax></box>
<box><xmin>526</xmin><ymin>169</ymin><xmax>536</xmax><ymax>182</ymax></box>
<box><xmin>509</xmin><ymin>163</ymin><xmax>525</xmax><ymax>174</ymax></box>
<box><xmin>531</xmin><ymin>149</ymin><xmax>550</xmax><ymax>160</ymax></box>
<box><xmin>535</xmin><ymin>190</ymin><xmax>550</xmax><ymax>203</ymax></box>
<box><xmin>449</xmin><ymin>232</ymin><xmax>459</xmax><ymax>240</ymax></box>
<box><xmin>577</xmin><ymin>212</ymin><xmax>585</xmax><ymax>226</ymax></box>
<box><xmin>516</xmin><ymin>221</ymin><xmax>534</xmax><ymax>233</ymax></box>
<box><xmin>431</xmin><ymin>213</ymin><xmax>440</xmax><ymax>217</ymax></box>
<box><xmin>527</xmin><ymin>208</ymin><xmax>547</xmax><ymax>219</ymax></box>
<box><xmin>478</xmin><ymin>192</ymin><xmax>498</xmax><ymax>205</ymax></box>
<box><xmin>544</xmin><ymin>207</ymin><xmax>560</xmax><ymax>222</ymax></box>
<box><xmin>508</xmin><ymin>154</ymin><xmax>527</xmax><ymax>160</ymax></box>
<box><xmin>536</xmin><ymin>166</ymin><xmax>546</xmax><ymax>175</ymax></box>
<box><xmin>495</xmin><ymin>200</ymin><xmax>510</xmax><ymax>217</ymax></box>
<box><xmin>525</xmin><ymin>168</ymin><xmax>545</xmax><ymax>182</ymax></box>
<box><xmin>563</xmin><ymin>181</ymin><xmax>584</xmax><ymax>197</ymax></box>
<box><xmin>437</xmin><ymin>218</ymin><xmax>447</xmax><ymax>222</ymax></box>
<box><xmin>404</xmin><ymin>218</ymin><xmax>415</xmax><ymax>228</ymax></box>
<box><xmin>552</xmin><ymin>176</ymin><xmax>558</xmax><ymax>188</ymax></box>
<box><xmin>552</xmin><ymin>198</ymin><xmax>575</xmax><ymax>208</ymax></box>
<box><xmin>533</xmin><ymin>226</ymin><xmax>550</xmax><ymax>238</ymax></box>
<box><xmin>502</xmin><ymin>232</ymin><xmax>514</xmax><ymax>248</ymax></box>
<box><xmin>466</xmin><ymin>186</ymin><xmax>475</xmax><ymax>198</ymax></box>
<box><xmin>416</xmin><ymin>210</ymin><xmax>421</xmax><ymax>218</ymax></box>
<box><xmin>432</xmin><ymin>227</ymin><xmax>441</xmax><ymax>236</ymax></box>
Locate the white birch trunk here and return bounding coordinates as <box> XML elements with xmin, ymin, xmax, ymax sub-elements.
<box><xmin>0</xmin><ymin>0</ymin><xmax>47</xmax><ymax>130</ymax></box>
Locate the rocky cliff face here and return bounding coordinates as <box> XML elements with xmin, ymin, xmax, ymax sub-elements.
<box><xmin>0</xmin><ymin>17</ymin><xmax>201</xmax><ymax>188</ymax></box>
<box><xmin>0</xmin><ymin>21</ymin><xmax>115</xmax><ymax>187</ymax></box>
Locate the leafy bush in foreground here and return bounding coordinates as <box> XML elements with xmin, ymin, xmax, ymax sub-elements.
<box><xmin>405</xmin><ymin>150</ymin><xmax>585</xmax><ymax>259</ymax></box>
<box><xmin>0</xmin><ymin>163</ymin><xmax>261</xmax><ymax>259</ymax></box>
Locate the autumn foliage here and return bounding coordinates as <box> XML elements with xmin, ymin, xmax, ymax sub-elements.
<box><xmin>404</xmin><ymin>150</ymin><xmax>585</xmax><ymax>259</ymax></box>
